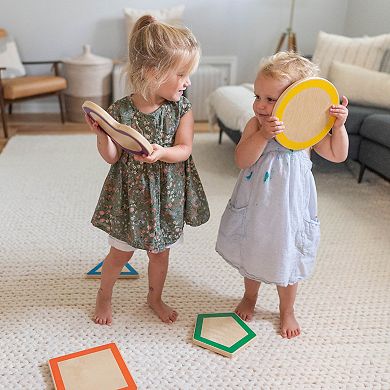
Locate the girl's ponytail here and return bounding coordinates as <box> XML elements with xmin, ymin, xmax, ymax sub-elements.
<box><xmin>131</xmin><ymin>15</ymin><xmax>156</xmax><ymax>36</ymax></box>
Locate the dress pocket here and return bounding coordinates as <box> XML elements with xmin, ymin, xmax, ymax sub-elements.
<box><xmin>219</xmin><ymin>200</ymin><xmax>247</xmax><ymax>238</ymax></box>
<box><xmin>230</xmin><ymin>168</ymin><xmax>255</xmax><ymax>209</ymax></box>
<box><xmin>296</xmin><ymin>217</ymin><xmax>320</xmax><ymax>257</ymax></box>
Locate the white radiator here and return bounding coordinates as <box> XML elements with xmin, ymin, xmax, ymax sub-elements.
<box><xmin>187</xmin><ymin>66</ymin><xmax>225</xmax><ymax>121</ymax></box>
<box><xmin>188</xmin><ymin>57</ymin><xmax>237</xmax><ymax>121</ymax></box>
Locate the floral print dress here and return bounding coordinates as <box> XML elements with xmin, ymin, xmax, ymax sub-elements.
<box><xmin>91</xmin><ymin>95</ymin><xmax>210</xmax><ymax>252</ymax></box>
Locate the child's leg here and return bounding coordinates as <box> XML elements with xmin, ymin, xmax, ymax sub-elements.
<box><xmin>147</xmin><ymin>249</ymin><xmax>178</xmax><ymax>324</ymax></box>
<box><xmin>94</xmin><ymin>246</ymin><xmax>134</xmax><ymax>325</ymax></box>
<box><xmin>276</xmin><ymin>283</ymin><xmax>300</xmax><ymax>339</ymax></box>
<box><xmin>235</xmin><ymin>277</ymin><xmax>261</xmax><ymax>321</ymax></box>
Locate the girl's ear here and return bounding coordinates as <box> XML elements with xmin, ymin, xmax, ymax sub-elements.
<box><xmin>145</xmin><ymin>66</ymin><xmax>159</xmax><ymax>80</ymax></box>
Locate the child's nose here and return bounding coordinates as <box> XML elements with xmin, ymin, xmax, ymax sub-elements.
<box><xmin>254</xmin><ymin>100</ymin><xmax>264</xmax><ymax>110</ymax></box>
<box><xmin>185</xmin><ymin>77</ymin><xmax>191</xmax><ymax>87</ymax></box>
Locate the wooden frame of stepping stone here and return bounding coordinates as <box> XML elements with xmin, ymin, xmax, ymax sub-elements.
<box><xmin>192</xmin><ymin>312</ymin><xmax>256</xmax><ymax>357</ymax></box>
<box><xmin>48</xmin><ymin>343</ymin><xmax>137</xmax><ymax>389</ymax></box>
<box><xmin>86</xmin><ymin>261</ymin><xmax>139</xmax><ymax>279</ymax></box>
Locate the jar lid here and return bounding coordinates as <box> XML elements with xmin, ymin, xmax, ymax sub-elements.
<box><xmin>63</xmin><ymin>44</ymin><xmax>112</xmax><ymax>66</ymax></box>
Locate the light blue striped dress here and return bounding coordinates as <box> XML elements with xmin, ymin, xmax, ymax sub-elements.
<box><xmin>216</xmin><ymin>139</ymin><xmax>320</xmax><ymax>286</ymax></box>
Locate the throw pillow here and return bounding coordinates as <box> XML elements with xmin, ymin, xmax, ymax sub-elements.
<box><xmin>0</xmin><ymin>35</ymin><xmax>26</xmax><ymax>79</ymax></box>
<box><xmin>312</xmin><ymin>31</ymin><xmax>390</xmax><ymax>78</ymax></box>
<box><xmin>328</xmin><ymin>61</ymin><xmax>390</xmax><ymax>110</ymax></box>
<box><xmin>123</xmin><ymin>5</ymin><xmax>185</xmax><ymax>39</ymax></box>
<box><xmin>380</xmin><ymin>49</ymin><xmax>390</xmax><ymax>74</ymax></box>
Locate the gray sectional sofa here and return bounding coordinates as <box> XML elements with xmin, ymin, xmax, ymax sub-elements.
<box><xmin>345</xmin><ymin>104</ymin><xmax>390</xmax><ymax>182</ymax></box>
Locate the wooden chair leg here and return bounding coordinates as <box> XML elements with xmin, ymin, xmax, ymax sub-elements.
<box><xmin>58</xmin><ymin>92</ymin><xmax>65</xmax><ymax>123</ymax></box>
<box><xmin>0</xmin><ymin>93</ymin><xmax>8</xmax><ymax>138</ymax></box>
<box><xmin>358</xmin><ymin>163</ymin><xmax>366</xmax><ymax>183</ymax></box>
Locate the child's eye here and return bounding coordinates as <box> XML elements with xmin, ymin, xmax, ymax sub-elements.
<box><xmin>267</xmin><ymin>97</ymin><xmax>276</xmax><ymax>103</ymax></box>
<box><xmin>254</xmin><ymin>95</ymin><xmax>259</xmax><ymax>100</ymax></box>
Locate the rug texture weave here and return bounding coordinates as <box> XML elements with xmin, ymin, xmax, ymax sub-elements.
<box><xmin>0</xmin><ymin>134</ymin><xmax>389</xmax><ymax>389</ymax></box>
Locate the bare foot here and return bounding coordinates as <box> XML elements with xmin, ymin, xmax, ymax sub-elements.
<box><xmin>93</xmin><ymin>288</ymin><xmax>112</xmax><ymax>326</ymax></box>
<box><xmin>147</xmin><ymin>295</ymin><xmax>178</xmax><ymax>324</ymax></box>
<box><xmin>235</xmin><ymin>296</ymin><xmax>257</xmax><ymax>321</ymax></box>
<box><xmin>280</xmin><ymin>309</ymin><xmax>300</xmax><ymax>338</ymax></box>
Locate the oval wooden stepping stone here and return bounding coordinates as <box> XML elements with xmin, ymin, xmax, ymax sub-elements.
<box><xmin>272</xmin><ymin>77</ymin><xmax>339</xmax><ymax>150</ymax></box>
<box><xmin>82</xmin><ymin>100</ymin><xmax>153</xmax><ymax>156</ymax></box>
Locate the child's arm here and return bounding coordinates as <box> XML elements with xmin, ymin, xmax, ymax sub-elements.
<box><xmin>85</xmin><ymin>114</ymin><xmax>122</xmax><ymax>164</ymax></box>
<box><xmin>235</xmin><ymin>116</ymin><xmax>284</xmax><ymax>169</ymax></box>
<box><xmin>134</xmin><ymin>110</ymin><xmax>194</xmax><ymax>164</ymax></box>
<box><xmin>313</xmin><ymin>96</ymin><xmax>349</xmax><ymax>162</ymax></box>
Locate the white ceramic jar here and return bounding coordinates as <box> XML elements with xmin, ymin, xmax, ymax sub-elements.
<box><xmin>63</xmin><ymin>45</ymin><xmax>113</xmax><ymax>122</ymax></box>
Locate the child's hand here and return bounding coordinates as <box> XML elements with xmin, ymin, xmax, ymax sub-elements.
<box><xmin>84</xmin><ymin>114</ymin><xmax>106</xmax><ymax>137</ymax></box>
<box><xmin>133</xmin><ymin>144</ymin><xmax>165</xmax><ymax>164</ymax></box>
<box><xmin>258</xmin><ymin>116</ymin><xmax>285</xmax><ymax>140</ymax></box>
<box><xmin>330</xmin><ymin>96</ymin><xmax>349</xmax><ymax>129</ymax></box>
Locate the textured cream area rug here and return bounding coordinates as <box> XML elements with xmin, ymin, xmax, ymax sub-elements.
<box><xmin>0</xmin><ymin>134</ymin><xmax>389</xmax><ymax>389</ymax></box>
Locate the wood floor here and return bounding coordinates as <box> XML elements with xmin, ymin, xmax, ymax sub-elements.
<box><xmin>0</xmin><ymin>114</ymin><xmax>214</xmax><ymax>153</ymax></box>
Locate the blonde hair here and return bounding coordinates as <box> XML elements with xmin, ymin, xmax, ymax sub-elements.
<box><xmin>258</xmin><ymin>51</ymin><xmax>319</xmax><ymax>84</ymax></box>
<box><xmin>128</xmin><ymin>15</ymin><xmax>200</xmax><ymax>101</ymax></box>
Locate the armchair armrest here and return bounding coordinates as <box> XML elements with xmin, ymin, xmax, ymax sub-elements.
<box><xmin>22</xmin><ymin>60</ymin><xmax>63</xmax><ymax>76</ymax></box>
<box><xmin>22</xmin><ymin>60</ymin><xmax>63</xmax><ymax>65</ymax></box>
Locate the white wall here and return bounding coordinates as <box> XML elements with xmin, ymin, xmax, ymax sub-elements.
<box><xmin>344</xmin><ymin>0</ymin><xmax>390</xmax><ymax>36</ymax></box>
<box><xmin>0</xmin><ymin>0</ymin><xmax>387</xmax><ymax>113</ymax></box>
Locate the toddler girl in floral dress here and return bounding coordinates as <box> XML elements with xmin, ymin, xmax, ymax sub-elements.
<box><xmin>85</xmin><ymin>15</ymin><xmax>209</xmax><ymax>325</ymax></box>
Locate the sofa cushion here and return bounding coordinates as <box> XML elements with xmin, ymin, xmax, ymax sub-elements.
<box><xmin>359</xmin><ymin>139</ymin><xmax>390</xmax><ymax>180</ymax></box>
<box><xmin>348</xmin><ymin>134</ymin><xmax>361</xmax><ymax>161</ymax></box>
<box><xmin>329</xmin><ymin>61</ymin><xmax>390</xmax><ymax>110</ymax></box>
<box><xmin>346</xmin><ymin>105</ymin><xmax>390</xmax><ymax>135</ymax></box>
<box><xmin>207</xmin><ymin>84</ymin><xmax>254</xmax><ymax>133</ymax></box>
<box><xmin>2</xmin><ymin>76</ymin><xmax>67</xmax><ymax>99</ymax></box>
<box><xmin>312</xmin><ymin>31</ymin><xmax>390</xmax><ymax>78</ymax></box>
<box><xmin>380</xmin><ymin>49</ymin><xmax>390</xmax><ymax>73</ymax></box>
<box><xmin>360</xmin><ymin>114</ymin><xmax>390</xmax><ymax>149</ymax></box>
